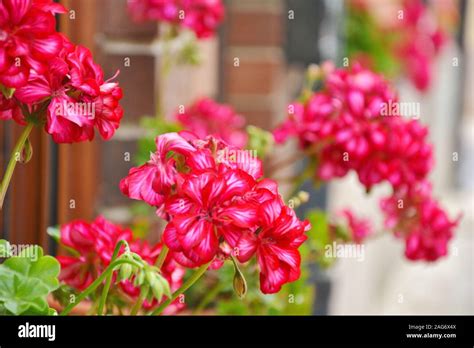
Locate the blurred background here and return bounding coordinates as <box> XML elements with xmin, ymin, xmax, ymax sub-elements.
<box><xmin>0</xmin><ymin>0</ymin><xmax>472</xmax><ymax>314</ymax></box>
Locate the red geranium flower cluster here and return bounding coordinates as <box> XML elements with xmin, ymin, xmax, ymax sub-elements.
<box><xmin>127</xmin><ymin>0</ymin><xmax>224</xmax><ymax>38</ymax></box>
<box><xmin>57</xmin><ymin>216</ymin><xmax>184</xmax><ymax>313</ymax></box>
<box><xmin>274</xmin><ymin>63</ymin><xmax>458</xmax><ymax>261</ymax></box>
<box><xmin>175</xmin><ymin>97</ymin><xmax>247</xmax><ymax>148</ymax></box>
<box><xmin>120</xmin><ymin>132</ymin><xmax>310</xmax><ymax>293</ymax></box>
<box><xmin>349</xmin><ymin>0</ymin><xmax>450</xmax><ymax>91</ymax></box>
<box><xmin>0</xmin><ymin>0</ymin><xmax>65</xmax><ymax>88</ymax></box>
<box><xmin>394</xmin><ymin>0</ymin><xmax>448</xmax><ymax>91</ymax></box>
<box><xmin>275</xmin><ymin>63</ymin><xmax>433</xmax><ymax>190</ymax></box>
<box><xmin>0</xmin><ymin>0</ymin><xmax>123</xmax><ymax>143</ymax></box>
<box><xmin>380</xmin><ymin>181</ymin><xmax>459</xmax><ymax>261</ymax></box>
<box><xmin>338</xmin><ymin>209</ymin><xmax>372</xmax><ymax>244</ymax></box>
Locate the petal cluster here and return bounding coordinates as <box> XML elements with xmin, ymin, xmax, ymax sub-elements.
<box><xmin>14</xmin><ymin>40</ymin><xmax>123</xmax><ymax>143</ymax></box>
<box><xmin>175</xmin><ymin>97</ymin><xmax>248</xmax><ymax>148</ymax></box>
<box><xmin>275</xmin><ymin>63</ymin><xmax>433</xmax><ymax>191</ymax></box>
<box><xmin>57</xmin><ymin>216</ymin><xmax>184</xmax><ymax>312</ymax></box>
<box><xmin>274</xmin><ymin>63</ymin><xmax>458</xmax><ymax>261</ymax></box>
<box><xmin>0</xmin><ymin>1</ymin><xmax>123</xmax><ymax>143</ymax></box>
<box><xmin>120</xmin><ymin>132</ymin><xmax>310</xmax><ymax>293</ymax></box>
<box><xmin>127</xmin><ymin>0</ymin><xmax>225</xmax><ymax>38</ymax></box>
<box><xmin>380</xmin><ymin>181</ymin><xmax>459</xmax><ymax>261</ymax></box>
<box><xmin>0</xmin><ymin>0</ymin><xmax>66</xmax><ymax>88</ymax></box>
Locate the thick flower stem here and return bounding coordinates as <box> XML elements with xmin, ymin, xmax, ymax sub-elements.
<box><xmin>149</xmin><ymin>261</ymin><xmax>211</xmax><ymax>316</ymax></box>
<box><xmin>60</xmin><ymin>258</ymin><xmax>141</xmax><ymax>316</ymax></box>
<box><xmin>0</xmin><ymin>123</ymin><xmax>34</xmax><ymax>210</ymax></box>
<box><xmin>97</xmin><ymin>240</ymin><xmax>129</xmax><ymax>315</ymax></box>
<box><xmin>155</xmin><ymin>244</ymin><xmax>169</xmax><ymax>269</ymax></box>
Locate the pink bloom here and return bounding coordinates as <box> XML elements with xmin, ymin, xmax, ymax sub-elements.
<box><xmin>127</xmin><ymin>0</ymin><xmax>224</xmax><ymax>38</ymax></box>
<box><xmin>395</xmin><ymin>0</ymin><xmax>448</xmax><ymax>91</ymax></box>
<box><xmin>120</xmin><ymin>132</ymin><xmax>196</xmax><ymax>211</ymax></box>
<box><xmin>274</xmin><ymin>63</ymin><xmax>433</xmax><ymax>191</ymax></box>
<box><xmin>339</xmin><ymin>209</ymin><xmax>372</xmax><ymax>243</ymax></box>
<box><xmin>163</xmin><ymin>169</ymin><xmax>258</xmax><ymax>267</ymax></box>
<box><xmin>176</xmin><ymin>98</ymin><xmax>247</xmax><ymax>148</ymax></box>
<box><xmin>58</xmin><ymin>216</ymin><xmax>133</xmax><ymax>290</ymax></box>
<box><xmin>0</xmin><ymin>0</ymin><xmax>66</xmax><ymax>88</ymax></box>
<box><xmin>380</xmin><ymin>182</ymin><xmax>459</xmax><ymax>261</ymax></box>
<box><xmin>236</xmin><ymin>197</ymin><xmax>309</xmax><ymax>294</ymax></box>
<box><xmin>121</xmin><ymin>132</ymin><xmax>310</xmax><ymax>293</ymax></box>
<box><xmin>0</xmin><ymin>92</ymin><xmax>23</xmax><ymax>123</ymax></box>
<box><xmin>57</xmin><ymin>216</ymin><xmax>185</xmax><ymax>313</ymax></box>
<box><xmin>14</xmin><ymin>39</ymin><xmax>123</xmax><ymax>143</ymax></box>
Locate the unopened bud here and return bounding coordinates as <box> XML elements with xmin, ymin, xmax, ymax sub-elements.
<box><xmin>18</xmin><ymin>138</ymin><xmax>33</xmax><ymax>164</ymax></box>
<box><xmin>119</xmin><ymin>263</ymin><xmax>133</xmax><ymax>281</ymax></box>
<box><xmin>232</xmin><ymin>260</ymin><xmax>247</xmax><ymax>299</ymax></box>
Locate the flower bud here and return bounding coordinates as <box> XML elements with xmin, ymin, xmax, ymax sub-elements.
<box><xmin>119</xmin><ymin>263</ymin><xmax>133</xmax><ymax>281</ymax></box>
<box><xmin>157</xmin><ymin>274</ymin><xmax>172</xmax><ymax>298</ymax></box>
<box><xmin>232</xmin><ymin>260</ymin><xmax>247</xmax><ymax>299</ymax></box>
<box><xmin>19</xmin><ymin>138</ymin><xmax>33</xmax><ymax>164</ymax></box>
<box><xmin>150</xmin><ymin>277</ymin><xmax>164</xmax><ymax>301</ymax></box>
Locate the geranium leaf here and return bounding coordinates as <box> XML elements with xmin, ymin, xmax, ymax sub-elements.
<box><xmin>0</xmin><ymin>245</ymin><xmax>60</xmax><ymax>315</ymax></box>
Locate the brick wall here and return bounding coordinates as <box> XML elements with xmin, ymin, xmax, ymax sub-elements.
<box><xmin>222</xmin><ymin>0</ymin><xmax>287</xmax><ymax>130</ymax></box>
<box><xmin>95</xmin><ymin>0</ymin><xmax>219</xmax><ymax>219</ymax></box>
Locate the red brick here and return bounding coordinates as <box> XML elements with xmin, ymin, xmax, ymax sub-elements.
<box><xmin>225</xmin><ymin>58</ymin><xmax>284</xmax><ymax>95</ymax></box>
<box><xmin>97</xmin><ymin>52</ymin><xmax>156</xmax><ymax>123</ymax></box>
<box><xmin>98</xmin><ymin>0</ymin><xmax>157</xmax><ymax>40</ymax></box>
<box><xmin>227</xmin><ymin>11</ymin><xmax>284</xmax><ymax>46</ymax></box>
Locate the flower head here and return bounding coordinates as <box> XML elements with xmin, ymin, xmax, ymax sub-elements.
<box><xmin>274</xmin><ymin>63</ymin><xmax>433</xmax><ymax>191</ymax></box>
<box><xmin>57</xmin><ymin>216</ymin><xmax>185</xmax><ymax>312</ymax></box>
<box><xmin>380</xmin><ymin>181</ymin><xmax>459</xmax><ymax>261</ymax></box>
<box><xmin>0</xmin><ymin>0</ymin><xmax>66</xmax><ymax>88</ymax></box>
<box><xmin>175</xmin><ymin>98</ymin><xmax>247</xmax><ymax>148</ymax></box>
<box><xmin>14</xmin><ymin>38</ymin><xmax>124</xmax><ymax>143</ymax></box>
<box><xmin>121</xmin><ymin>132</ymin><xmax>310</xmax><ymax>293</ymax></box>
<box><xmin>127</xmin><ymin>0</ymin><xmax>224</xmax><ymax>38</ymax></box>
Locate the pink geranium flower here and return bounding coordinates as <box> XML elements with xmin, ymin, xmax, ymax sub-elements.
<box><xmin>175</xmin><ymin>98</ymin><xmax>248</xmax><ymax>148</ymax></box>
<box><xmin>236</xmin><ymin>197</ymin><xmax>309</xmax><ymax>294</ymax></box>
<box><xmin>127</xmin><ymin>0</ymin><xmax>224</xmax><ymax>38</ymax></box>
<box><xmin>380</xmin><ymin>181</ymin><xmax>459</xmax><ymax>261</ymax></box>
<box><xmin>14</xmin><ymin>38</ymin><xmax>123</xmax><ymax>143</ymax></box>
<box><xmin>120</xmin><ymin>132</ymin><xmax>310</xmax><ymax>292</ymax></box>
<box><xmin>274</xmin><ymin>63</ymin><xmax>433</xmax><ymax>191</ymax></box>
<box><xmin>57</xmin><ymin>216</ymin><xmax>185</xmax><ymax>312</ymax></box>
<box><xmin>339</xmin><ymin>209</ymin><xmax>372</xmax><ymax>243</ymax></box>
<box><xmin>0</xmin><ymin>0</ymin><xmax>66</xmax><ymax>88</ymax></box>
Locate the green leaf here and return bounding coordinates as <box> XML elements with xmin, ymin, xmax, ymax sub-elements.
<box><xmin>305</xmin><ymin>210</ymin><xmax>336</xmax><ymax>268</ymax></box>
<box><xmin>0</xmin><ymin>245</ymin><xmax>60</xmax><ymax>315</ymax></box>
<box><xmin>306</xmin><ymin>210</ymin><xmax>329</xmax><ymax>249</ymax></box>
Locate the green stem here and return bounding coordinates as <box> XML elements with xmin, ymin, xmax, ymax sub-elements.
<box><xmin>130</xmin><ymin>286</ymin><xmax>149</xmax><ymax>316</ymax></box>
<box><xmin>0</xmin><ymin>123</ymin><xmax>34</xmax><ymax>210</ymax></box>
<box><xmin>155</xmin><ymin>244</ymin><xmax>169</xmax><ymax>269</ymax></box>
<box><xmin>60</xmin><ymin>258</ymin><xmax>141</xmax><ymax>316</ymax></box>
<box><xmin>149</xmin><ymin>261</ymin><xmax>211</xmax><ymax>316</ymax></box>
<box><xmin>97</xmin><ymin>240</ymin><xmax>129</xmax><ymax>315</ymax></box>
